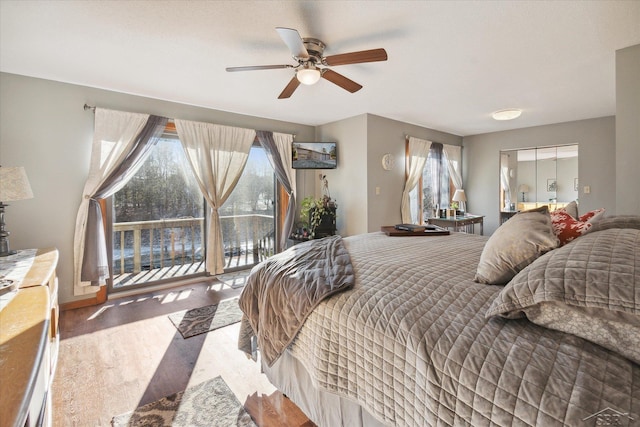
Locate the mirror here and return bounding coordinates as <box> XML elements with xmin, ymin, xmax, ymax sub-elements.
<box><xmin>500</xmin><ymin>145</ymin><xmax>578</xmax><ymax>223</ymax></box>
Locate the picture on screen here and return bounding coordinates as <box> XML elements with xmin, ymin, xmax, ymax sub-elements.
<box><xmin>292</xmin><ymin>142</ymin><xmax>337</xmax><ymax>169</ymax></box>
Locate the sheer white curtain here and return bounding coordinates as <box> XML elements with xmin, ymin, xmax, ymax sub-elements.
<box><xmin>500</xmin><ymin>153</ymin><xmax>512</xmax><ymax>208</ymax></box>
<box><xmin>73</xmin><ymin>109</ymin><xmax>150</xmax><ymax>295</ymax></box>
<box><xmin>272</xmin><ymin>132</ymin><xmax>296</xmax><ymax>199</ymax></box>
<box><xmin>176</xmin><ymin>119</ymin><xmax>256</xmax><ymax>274</ymax></box>
<box><xmin>443</xmin><ymin>145</ymin><xmax>462</xmax><ymax>190</ymax></box>
<box><xmin>401</xmin><ymin>136</ymin><xmax>432</xmax><ymax>223</ymax></box>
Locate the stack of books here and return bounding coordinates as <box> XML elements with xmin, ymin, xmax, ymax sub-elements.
<box><xmin>394</xmin><ymin>224</ymin><xmax>426</xmax><ymax>232</ymax></box>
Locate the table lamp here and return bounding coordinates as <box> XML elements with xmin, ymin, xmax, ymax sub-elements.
<box><xmin>452</xmin><ymin>189</ymin><xmax>467</xmax><ymax>215</ymax></box>
<box><xmin>0</xmin><ymin>166</ymin><xmax>34</xmax><ymax>256</ymax></box>
<box><xmin>518</xmin><ymin>184</ymin><xmax>529</xmax><ymax>202</ymax></box>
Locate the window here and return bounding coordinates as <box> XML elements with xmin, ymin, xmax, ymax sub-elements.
<box><xmin>110</xmin><ymin>136</ymin><xmax>206</xmax><ymax>291</ymax></box>
<box><xmin>219</xmin><ymin>142</ymin><xmax>276</xmax><ymax>270</ymax></box>
<box><xmin>109</xmin><ymin>136</ymin><xmax>278</xmax><ymax>292</ymax></box>
<box><xmin>410</xmin><ymin>142</ymin><xmax>456</xmax><ymax>224</ymax></box>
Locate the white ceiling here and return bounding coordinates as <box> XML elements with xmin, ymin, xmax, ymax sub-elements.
<box><xmin>1</xmin><ymin>1</ymin><xmax>639</xmax><ymax>137</ymax></box>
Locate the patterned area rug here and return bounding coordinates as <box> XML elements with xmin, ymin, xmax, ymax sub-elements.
<box><xmin>217</xmin><ymin>269</ymin><xmax>251</xmax><ymax>289</ymax></box>
<box><xmin>168</xmin><ymin>298</ymin><xmax>243</xmax><ymax>339</ymax></box>
<box><xmin>111</xmin><ymin>376</ymin><xmax>256</xmax><ymax>427</ymax></box>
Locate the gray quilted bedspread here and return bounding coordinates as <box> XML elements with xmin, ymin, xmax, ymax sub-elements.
<box><xmin>282</xmin><ymin>232</ymin><xmax>640</xmax><ymax>426</ymax></box>
<box><xmin>239</xmin><ymin>235</ymin><xmax>355</xmax><ymax>367</ymax></box>
<box><xmin>487</xmin><ymin>228</ymin><xmax>640</xmax><ymax>365</ymax></box>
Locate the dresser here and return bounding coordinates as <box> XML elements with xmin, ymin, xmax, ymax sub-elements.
<box><xmin>0</xmin><ymin>248</ymin><xmax>59</xmax><ymax>427</ymax></box>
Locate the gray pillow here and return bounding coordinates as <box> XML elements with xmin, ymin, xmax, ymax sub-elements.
<box><xmin>486</xmin><ymin>228</ymin><xmax>640</xmax><ymax>364</ymax></box>
<box><xmin>562</xmin><ymin>200</ymin><xmax>579</xmax><ymax>219</ymax></box>
<box><xmin>586</xmin><ymin>215</ymin><xmax>640</xmax><ymax>233</ymax></box>
<box><xmin>474</xmin><ymin>206</ymin><xmax>559</xmax><ymax>285</ymax></box>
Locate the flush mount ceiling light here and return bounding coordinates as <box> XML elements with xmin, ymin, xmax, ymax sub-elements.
<box><xmin>492</xmin><ymin>109</ymin><xmax>522</xmax><ymax>121</ymax></box>
<box><xmin>296</xmin><ymin>65</ymin><xmax>321</xmax><ymax>85</ymax></box>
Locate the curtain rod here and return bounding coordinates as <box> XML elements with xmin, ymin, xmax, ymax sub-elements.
<box><xmin>83</xmin><ymin>103</ymin><xmax>297</xmax><ymax>138</ymax></box>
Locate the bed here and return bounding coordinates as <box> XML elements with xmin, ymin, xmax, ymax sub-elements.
<box><xmin>238</xmin><ymin>212</ymin><xmax>640</xmax><ymax>426</ymax></box>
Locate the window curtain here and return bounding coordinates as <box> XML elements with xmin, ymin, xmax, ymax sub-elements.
<box><xmin>73</xmin><ymin>109</ymin><xmax>167</xmax><ymax>295</ymax></box>
<box><xmin>443</xmin><ymin>145</ymin><xmax>462</xmax><ymax>190</ymax></box>
<box><xmin>175</xmin><ymin>119</ymin><xmax>256</xmax><ymax>275</ymax></box>
<box><xmin>401</xmin><ymin>136</ymin><xmax>432</xmax><ymax>223</ymax></box>
<box><xmin>500</xmin><ymin>153</ymin><xmax>512</xmax><ymax>209</ymax></box>
<box><xmin>256</xmin><ymin>130</ymin><xmax>296</xmax><ymax>252</ymax></box>
<box><xmin>429</xmin><ymin>143</ymin><xmax>445</xmax><ymax>209</ymax></box>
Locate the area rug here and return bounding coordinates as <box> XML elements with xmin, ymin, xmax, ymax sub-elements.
<box><xmin>217</xmin><ymin>269</ymin><xmax>251</xmax><ymax>289</ymax></box>
<box><xmin>168</xmin><ymin>298</ymin><xmax>243</xmax><ymax>339</ymax></box>
<box><xmin>111</xmin><ymin>376</ymin><xmax>256</xmax><ymax>427</ymax></box>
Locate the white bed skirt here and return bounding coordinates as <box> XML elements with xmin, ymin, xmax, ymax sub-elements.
<box><xmin>263</xmin><ymin>349</ymin><xmax>391</xmax><ymax>427</ymax></box>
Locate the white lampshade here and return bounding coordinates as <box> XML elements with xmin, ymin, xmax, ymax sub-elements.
<box><xmin>0</xmin><ymin>166</ymin><xmax>33</xmax><ymax>256</ymax></box>
<box><xmin>452</xmin><ymin>189</ymin><xmax>467</xmax><ymax>202</ymax></box>
<box><xmin>0</xmin><ymin>167</ymin><xmax>34</xmax><ymax>202</ymax></box>
<box><xmin>297</xmin><ymin>67</ymin><xmax>321</xmax><ymax>85</ymax></box>
<box><xmin>518</xmin><ymin>184</ymin><xmax>530</xmax><ymax>193</ymax></box>
<box><xmin>452</xmin><ymin>189</ymin><xmax>467</xmax><ymax>214</ymax></box>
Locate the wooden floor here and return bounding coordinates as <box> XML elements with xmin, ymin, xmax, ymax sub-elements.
<box><xmin>51</xmin><ymin>278</ymin><xmax>314</xmax><ymax>427</ymax></box>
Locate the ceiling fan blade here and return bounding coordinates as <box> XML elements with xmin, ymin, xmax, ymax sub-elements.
<box><xmin>275</xmin><ymin>27</ymin><xmax>309</xmax><ymax>59</ymax></box>
<box><xmin>321</xmin><ymin>69</ymin><xmax>363</xmax><ymax>93</ymax></box>
<box><xmin>324</xmin><ymin>48</ymin><xmax>388</xmax><ymax>66</ymax></box>
<box><xmin>278</xmin><ymin>76</ymin><xmax>301</xmax><ymax>99</ymax></box>
<box><xmin>226</xmin><ymin>64</ymin><xmax>293</xmax><ymax>72</ymax></box>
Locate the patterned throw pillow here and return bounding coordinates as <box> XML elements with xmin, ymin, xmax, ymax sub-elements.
<box><xmin>550</xmin><ymin>208</ymin><xmax>605</xmax><ymax>246</ymax></box>
<box><xmin>579</xmin><ymin>208</ymin><xmax>605</xmax><ymax>222</ymax></box>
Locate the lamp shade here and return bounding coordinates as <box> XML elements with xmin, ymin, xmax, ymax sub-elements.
<box><xmin>0</xmin><ymin>167</ymin><xmax>33</xmax><ymax>202</ymax></box>
<box><xmin>518</xmin><ymin>184</ymin><xmax>530</xmax><ymax>193</ymax></box>
<box><xmin>452</xmin><ymin>189</ymin><xmax>467</xmax><ymax>202</ymax></box>
<box><xmin>297</xmin><ymin>67</ymin><xmax>321</xmax><ymax>85</ymax></box>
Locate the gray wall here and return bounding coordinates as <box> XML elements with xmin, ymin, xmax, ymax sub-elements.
<box><xmin>315</xmin><ymin>114</ymin><xmax>462</xmax><ymax>235</ymax></box>
<box><xmin>314</xmin><ymin>114</ymin><xmax>369</xmax><ymax>236</ymax></box>
<box><xmin>366</xmin><ymin>115</ymin><xmax>462</xmax><ymax>232</ymax></box>
<box><xmin>3</xmin><ymin>41</ymin><xmax>636</xmax><ymax>304</ymax></box>
<box><xmin>0</xmin><ymin>72</ymin><xmax>315</xmax><ymax>305</ymax></box>
<box><xmin>616</xmin><ymin>44</ymin><xmax>640</xmax><ymax>214</ymax></box>
<box><xmin>463</xmin><ymin>116</ymin><xmax>616</xmax><ymax>235</ymax></box>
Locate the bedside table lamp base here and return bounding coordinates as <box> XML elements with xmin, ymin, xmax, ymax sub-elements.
<box><xmin>0</xmin><ymin>203</ymin><xmax>17</xmax><ymax>257</ymax></box>
<box><xmin>0</xmin><ymin>166</ymin><xmax>34</xmax><ymax>257</ymax></box>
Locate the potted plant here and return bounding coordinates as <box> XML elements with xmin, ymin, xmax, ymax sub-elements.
<box><xmin>299</xmin><ymin>195</ymin><xmax>337</xmax><ymax>238</ymax></box>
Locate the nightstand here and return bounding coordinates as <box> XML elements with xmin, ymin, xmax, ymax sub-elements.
<box><xmin>428</xmin><ymin>215</ymin><xmax>484</xmax><ymax>235</ymax></box>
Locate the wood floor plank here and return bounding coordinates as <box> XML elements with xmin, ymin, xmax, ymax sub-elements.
<box><xmin>51</xmin><ymin>279</ymin><xmax>314</xmax><ymax>426</ymax></box>
<box><xmin>244</xmin><ymin>391</ymin><xmax>316</xmax><ymax>427</ymax></box>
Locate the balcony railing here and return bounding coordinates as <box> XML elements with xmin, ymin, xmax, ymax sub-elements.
<box><xmin>111</xmin><ymin>214</ymin><xmax>275</xmax><ymax>289</ymax></box>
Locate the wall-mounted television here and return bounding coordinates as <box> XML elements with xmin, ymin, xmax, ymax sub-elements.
<box><xmin>292</xmin><ymin>142</ymin><xmax>337</xmax><ymax>169</ymax></box>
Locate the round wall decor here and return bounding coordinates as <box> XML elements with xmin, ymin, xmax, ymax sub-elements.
<box><xmin>381</xmin><ymin>153</ymin><xmax>395</xmax><ymax>170</ymax></box>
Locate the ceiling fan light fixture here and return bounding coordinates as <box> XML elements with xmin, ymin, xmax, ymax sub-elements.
<box><xmin>297</xmin><ymin>66</ymin><xmax>321</xmax><ymax>85</ymax></box>
<box><xmin>492</xmin><ymin>108</ymin><xmax>522</xmax><ymax>121</ymax></box>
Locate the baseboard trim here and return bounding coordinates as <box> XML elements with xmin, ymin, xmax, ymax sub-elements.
<box><xmin>106</xmin><ymin>276</ymin><xmax>214</xmax><ymax>300</ymax></box>
<box><xmin>60</xmin><ymin>285</ymin><xmax>107</xmax><ymax>311</ymax></box>
<box><xmin>60</xmin><ymin>276</ymin><xmax>219</xmax><ymax>310</ymax></box>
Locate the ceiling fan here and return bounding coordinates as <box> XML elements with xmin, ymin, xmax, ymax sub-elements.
<box><xmin>226</xmin><ymin>27</ymin><xmax>388</xmax><ymax>99</ymax></box>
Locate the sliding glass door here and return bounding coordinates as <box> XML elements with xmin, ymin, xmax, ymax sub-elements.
<box><xmin>108</xmin><ymin>137</ymin><xmax>276</xmax><ymax>292</ymax></box>
<box><xmin>109</xmin><ymin>136</ymin><xmax>206</xmax><ymax>291</ymax></box>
